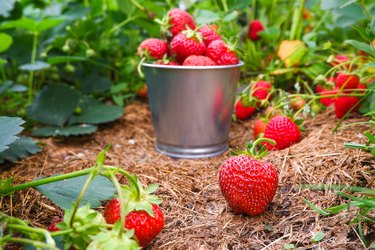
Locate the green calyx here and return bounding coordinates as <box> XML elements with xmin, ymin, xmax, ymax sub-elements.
<box><xmin>182</xmin><ymin>27</ymin><xmax>203</xmax><ymax>43</ymax></box>
<box><xmin>230</xmin><ymin>138</ymin><xmax>276</xmax><ymax>159</ymax></box>
<box><xmin>87</xmin><ymin>222</ymin><xmax>140</xmax><ymax>250</ymax></box>
<box><xmin>118</xmin><ymin>173</ymin><xmax>162</xmax><ymax>218</ymax></box>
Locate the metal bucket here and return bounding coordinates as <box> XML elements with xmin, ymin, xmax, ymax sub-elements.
<box><xmin>142</xmin><ymin>62</ymin><xmax>243</xmax><ymax>159</ymax></box>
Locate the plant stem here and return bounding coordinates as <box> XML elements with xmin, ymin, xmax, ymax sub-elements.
<box><xmin>27</xmin><ymin>32</ymin><xmax>38</xmax><ymax>104</ymax></box>
<box><xmin>69</xmin><ymin>169</ymin><xmax>97</xmax><ymax>227</ymax></box>
<box><xmin>107</xmin><ymin>15</ymin><xmax>137</xmax><ymax>35</ymax></box>
<box><xmin>5</xmin><ymin>237</ymin><xmax>58</xmax><ymax>250</ymax></box>
<box><xmin>105</xmin><ymin>166</ymin><xmax>141</xmax><ymax>201</ymax></box>
<box><xmin>0</xmin><ymin>168</ymin><xmax>93</xmax><ymax>196</ymax></box>
<box><xmin>359</xmin><ymin>0</ymin><xmax>372</xmax><ymax>19</ymax></box>
<box><xmin>110</xmin><ymin>175</ymin><xmax>126</xmax><ymax>236</ymax></box>
<box><xmin>289</xmin><ymin>0</ymin><xmax>305</xmax><ymax>40</ymax></box>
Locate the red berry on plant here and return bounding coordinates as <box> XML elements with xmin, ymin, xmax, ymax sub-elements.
<box><xmin>336</xmin><ymin>73</ymin><xmax>360</xmax><ymax>90</ymax></box>
<box><xmin>330</xmin><ymin>54</ymin><xmax>349</xmax><ymax>68</ymax></box>
<box><xmin>263</xmin><ymin>116</ymin><xmax>301</xmax><ymax>150</ymax></box>
<box><xmin>254</xmin><ymin>118</ymin><xmax>267</xmax><ymax>139</ymax></box>
<box><xmin>206</xmin><ymin>40</ymin><xmax>238</xmax><ymax>65</ymax></box>
<box><xmin>183</xmin><ymin>55</ymin><xmax>217</xmax><ymax>66</ymax></box>
<box><xmin>248</xmin><ymin>20</ymin><xmax>265</xmax><ymax>41</ymax></box>
<box><xmin>235</xmin><ymin>99</ymin><xmax>256</xmax><ymax>120</ymax></box>
<box><xmin>137</xmin><ymin>38</ymin><xmax>168</xmax><ymax>60</ymax></box>
<box><xmin>252</xmin><ymin>80</ymin><xmax>272</xmax><ymax>101</ymax></box>
<box><xmin>104</xmin><ymin>198</ymin><xmax>164</xmax><ymax>248</ymax></box>
<box><xmin>47</xmin><ymin>218</ymin><xmax>63</xmax><ymax>232</ymax></box>
<box><xmin>334</xmin><ymin>96</ymin><xmax>361</xmax><ymax>119</ymax></box>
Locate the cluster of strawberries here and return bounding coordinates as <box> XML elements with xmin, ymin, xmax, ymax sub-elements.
<box><xmin>137</xmin><ymin>9</ymin><xmax>239</xmax><ymax>66</ymax></box>
<box><xmin>316</xmin><ymin>54</ymin><xmax>366</xmax><ymax>118</ymax></box>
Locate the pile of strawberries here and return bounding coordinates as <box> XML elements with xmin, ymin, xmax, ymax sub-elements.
<box><xmin>137</xmin><ymin>8</ymin><xmax>239</xmax><ymax>66</ymax></box>
<box><xmin>316</xmin><ymin>54</ymin><xmax>365</xmax><ymax>118</ymax></box>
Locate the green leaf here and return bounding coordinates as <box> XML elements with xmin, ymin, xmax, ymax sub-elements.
<box><xmin>0</xmin><ymin>116</ymin><xmax>24</xmax><ymax>152</ymax></box>
<box><xmin>47</xmin><ymin>56</ymin><xmax>86</xmax><ymax>65</ymax></box>
<box><xmin>35</xmin><ymin>175</ymin><xmax>116</xmax><ymax>209</ymax></box>
<box><xmin>31</xmin><ymin>124</ymin><xmax>97</xmax><ymax>137</ymax></box>
<box><xmin>0</xmin><ymin>18</ymin><xmax>37</xmax><ymax>32</ymax></box>
<box><xmin>0</xmin><ymin>33</ymin><xmax>13</xmax><ymax>53</ymax></box>
<box><xmin>36</xmin><ymin>19</ymin><xmax>64</xmax><ymax>32</ymax></box>
<box><xmin>144</xmin><ymin>184</ymin><xmax>158</xmax><ymax>194</ymax></box>
<box><xmin>320</xmin><ymin>0</ymin><xmax>349</xmax><ymax>10</ymax></box>
<box><xmin>81</xmin><ymin>74</ymin><xmax>112</xmax><ymax>94</ymax></box>
<box><xmin>195</xmin><ymin>10</ymin><xmax>220</xmax><ymax>24</ymax></box>
<box><xmin>283</xmin><ymin>243</ymin><xmax>295</xmax><ymax>250</ymax></box>
<box><xmin>367</xmin><ymin>62</ymin><xmax>375</xmax><ymax>69</ymax></box>
<box><xmin>0</xmin><ymin>0</ymin><xmax>16</xmax><ymax>18</ymax></box>
<box><xmin>0</xmin><ymin>136</ymin><xmax>41</xmax><ymax>163</ymax></box>
<box><xmin>303</xmin><ymin>198</ymin><xmax>330</xmax><ymax>216</ymax></box>
<box><xmin>345</xmin><ymin>40</ymin><xmax>375</xmax><ymax>57</ymax></box>
<box><xmin>222</xmin><ymin>11</ymin><xmax>239</xmax><ymax>22</ymax></box>
<box><xmin>75</xmin><ymin>104</ymin><xmax>123</xmax><ymax>124</ymax></box>
<box><xmin>27</xmin><ymin>84</ymin><xmax>80</xmax><ymax>126</ymax></box>
<box><xmin>312</xmin><ymin>231</ymin><xmax>325</xmax><ymax>242</ymax></box>
<box><xmin>19</xmin><ymin>61</ymin><xmax>50</xmax><ymax>71</ymax></box>
<box><xmin>116</xmin><ymin>0</ymin><xmax>136</xmax><ymax>16</ymax></box>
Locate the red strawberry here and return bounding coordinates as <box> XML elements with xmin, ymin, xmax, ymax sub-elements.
<box><xmin>330</xmin><ymin>54</ymin><xmax>349</xmax><ymax>68</ymax></box>
<box><xmin>166</xmin><ymin>9</ymin><xmax>196</xmax><ymax>37</ymax></box>
<box><xmin>219</xmin><ymin>154</ymin><xmax>278</xmax><ymax>216</ymax></box>
<box><xmin>252</xmin><ymin>81</ymin><xmax>272</xmax><ymax>101</ymax></box>
<box><xmin>336</xmin><ymin>73</ymin><xmax>360</xmax><ymax>89</ymax></box>
<box><xmin>47</xmin><ymin>218</ymin><xmax>63</xmax><ymax>232</ymax></box>
<box><xmin>235</xmin><ymin>99</ymin><xmax>256</xmax><ymax>120</ymax></box>
<box><xmin>316</xmin><ymin>85</ymin><xmax>338</xmax><ymax>107</ymax></box>
<box><xmin>254</xmin><ymin>118</ymin><xmax>267</xmax><ymax>139</ymax></box>
<box><xmin>335</xmin><ymin>96</ymin><xmax>361</xmax><ymax>119</ymax></box>
<box><xmin>170</xmin><ymin>30</ymin><xmax>206</xmax><ymax>63</ymax></box>
<box><xmin>198</xmin><ymin>24</ymin><xmax>221</xmax><ymax>46</ymax></box>
<box><xmin>206</xmin><ymin>40</ymin><xmax>239</xmax><ymax>65</ymax></box>
<box><xmin>183</xmin><ymin>55</ymin><xmax>217</xmax><ymax>66</ymax></box>
<box><xmin>263</xmin><ymin>116</ymin><xmax>301</xmax><ymax>150</ymax></box>
<box><xmin>248</xmin><ymin>20</ymin><xmax>265</xmax><ymax>41</ymax></box>
<box><xmin>137</xmin><ymin>38</ymin><xmax>168</xmax><ymax>60</ymax></box>
<box><xmin>104</xmin><ymin>198</ymin><xmax>164</xmax><ymax>248</ymax></box>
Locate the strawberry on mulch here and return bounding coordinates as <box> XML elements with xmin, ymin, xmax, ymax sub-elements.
<box><xmin>1</xmin><ymin>101</ymin><xmax>374</xmax><ymax>250</ymax></box>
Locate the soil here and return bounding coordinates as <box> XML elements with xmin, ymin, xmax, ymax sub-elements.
<box><xmin>1</xmin><ymin>100</ymin><xmax>374</xmax><ymax>250</ymax></box>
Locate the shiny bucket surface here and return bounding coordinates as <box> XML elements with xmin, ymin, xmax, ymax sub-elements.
<box><xmin>142</xmin><ymin>62</ymin><xmax>243</xmax><ymax>159</ymax></box>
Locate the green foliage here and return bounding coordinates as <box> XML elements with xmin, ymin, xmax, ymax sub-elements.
<box><xmin>0</xmin><ymin>116</ymin><xmax>41</xmax><ymax>163</ymax></box>
<box><xmin>27</xmin><ymin>84</ymin><xmax>123</xmax><ymax>137</ymax></box>
<box><xmin>36</xmin><ymin>175</ymin><xmax>116</xmax><ymax>209</ymax></box>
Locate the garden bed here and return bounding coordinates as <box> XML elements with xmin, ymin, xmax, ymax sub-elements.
<box><xmin>1</xmin><ymin>100</ymin><xmax>374</xmax><ymax>250</ymax></box>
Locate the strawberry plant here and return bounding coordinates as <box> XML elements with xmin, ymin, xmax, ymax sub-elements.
<box><xmin>0</xmin><ymin>147</ymin><xmax>164</xmax><ymax>249</ymax></box>
<box><xmin>0</xmin><ymin>116</ymin><xmax>40</xmax><ymax>163</ymax></box>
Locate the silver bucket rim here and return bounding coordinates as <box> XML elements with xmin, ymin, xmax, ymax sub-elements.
<box><xmin>142</xmin><ymin>61</ymin><xmax>244</xmax><ymax>70</ymax></box>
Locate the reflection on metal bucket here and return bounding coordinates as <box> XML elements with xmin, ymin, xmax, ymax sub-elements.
<box><xmin>142</xmin><ymin>62</ymin><xmax>243</xmax><ymax>159</ymax></box>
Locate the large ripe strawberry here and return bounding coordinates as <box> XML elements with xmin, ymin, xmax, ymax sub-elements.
<box><xmin>252</xmin><ymin>80</ymin><xmax>272</xmax><ymax>101</ymax></box>
<box><xmin>137</xmin><ymin>38</ymin><xmax>168</xmax><ymax>60</ymax></box>
<box><xmin>165</xmin><ymin>8</ymin><xmax>196</xmax><ymax>37</ymax></box>
<box><xmin>336</xmin><ymin>73</ymin><xmax>360</xmax><ymax>89</ymax></box>
<box><xmin>104</xmin><ymin>199</ymin><xmax>164</xmax><ymax>248</ymax></box>
<box><xmin>248</xmin><ymin>20</ymin><xmax>264</xmax><ymax>41</ymax></box>
<box><xmin>334</xmin><ymin>95</ymin><xmax>361</xmax><ymax>119</ymax></box>
<box><xmin>235</xmin><ymin>99</ymin><xmax>256</xmax><ymax>120</ymax></box>
<box><xmin>198</xmin><ymin>24</ymin><xmax>221</xmax><ymax>46</ymax></box>
<box><xmin>219</xmin><ymin>141</ymin><xmax>278</xmax><ymax>216</ymax></box>
<box><xmin>263</xmin><ymin>116</ymin><xmax>301</xmax><ymax>150</ymax></box>
<box><xmin>170</xmin><ymin>30</ymin><xmax>206</xmax><ymax>63</ymax></box>
<box><xmin>316</xmin><ymin>84</ymin><xmax>338</xmax><ymax>107</ymax></box>
<box><xmin>183</xmin><ymin>55</ymin><xmax>217</xmax><ymax>66</ymax></box>
<box><xmin>206</xmin><ymin>40</ymin><xmax>239</xmax><ymax>65</ymax></box>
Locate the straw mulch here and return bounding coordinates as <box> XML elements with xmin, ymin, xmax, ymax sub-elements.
<box><xmin>1</xmin><ymin>100</ymin><xmax>374</xmax><ymax>250</ymax></box>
